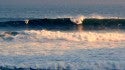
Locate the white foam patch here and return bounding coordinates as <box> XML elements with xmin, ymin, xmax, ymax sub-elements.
<box><xmin>70</xmin><ymin>15</ymin><xmax>85</xmax><ymax>24</ymax></box>
<box><xmin>24</xmin><ymin>30</ymin><xmax>125</xmax><ymax>42</ymax></box>
<box><xmin>0</xmin><ymin>30</ymin><xmax>125</xmax><ymax>56</ymax></box>
<box><xmin>0</xmin><ymin>30</ymin><xmax>125</xmax><ymax>69</ymax></box>
<box><xmin>88</xmin><ymin>14</ymin><xmax>105</xmax><ymax>19</ymax></box>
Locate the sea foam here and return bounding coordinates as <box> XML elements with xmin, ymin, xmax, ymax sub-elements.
<box><xmin>70</xmin><ymin>15</ymin><xmax>85</xmax><ymax>24</ymax></box>
<box><xmin>23</xmin><ymin>30</ymin><xmax>125</xmax><ymax>42</ymax></box>
<box><xmin>0</xmin><ymin>30</ymin><xmax>125</xmax><ymax>69</ymax></box>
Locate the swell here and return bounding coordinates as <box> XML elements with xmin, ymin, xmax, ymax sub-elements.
<box><xmin>0</xmin><ymin>18</ymin><xmax>125</xmax><ymax>30</ymax></box>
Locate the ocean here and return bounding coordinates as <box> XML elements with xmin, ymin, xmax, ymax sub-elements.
<box><xmin>0</xmin><ymin>5</ymin><xmax>125</xmax><ymax>70</ymax></box>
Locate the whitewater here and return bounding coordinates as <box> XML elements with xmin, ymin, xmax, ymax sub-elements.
<box><xmin>0</xmin><ymin>28</ymin><xmax>125</xmax><ymax>69</ymax></box>
<box><xmin>0</xmin><ymin>5</ymin><xmax>125</xmax><ymax>69</ymax></box>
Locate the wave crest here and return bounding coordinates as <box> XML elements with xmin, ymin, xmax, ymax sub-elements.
<box><xmin>70</xmin><ymin>15</ymin><xmax>85</xmax><ymax>24</ymax></box>
<box><xmin>2</xmin><ymin>30</ymin><xmax>124</xmax><ymax>42</ymax></box>
<box><xmin>23</xmin><ymin>30</ymin><xmax>125</xmax><ymax>42</ymax></box>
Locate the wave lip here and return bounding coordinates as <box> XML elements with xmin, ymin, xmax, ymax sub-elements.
<box><xmin>70</xmin><ymin>15</ymin><xmax>85</xmax><ymax>24</ymax></box>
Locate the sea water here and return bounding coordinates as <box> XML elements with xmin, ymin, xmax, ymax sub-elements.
<box><xmin>0</xmin><ymin>5</ymin><xmax>125</xmax><ymax>70</ymax></box>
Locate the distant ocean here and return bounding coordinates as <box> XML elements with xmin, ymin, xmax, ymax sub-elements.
<box><xmin>0</xmin><ymin>5</ymin><xmax>125</xmax><ymax>70</ymax></box>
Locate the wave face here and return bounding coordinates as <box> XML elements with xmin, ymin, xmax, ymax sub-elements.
<box><xmin>0</xmin><ymin>18</ymin><xmax>125</xmax><ymax>30</ymax></box>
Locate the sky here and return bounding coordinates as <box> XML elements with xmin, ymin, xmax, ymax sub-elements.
<box><xmin>0</xmin><ymin>0</ymin><xmax>125</xmax><ymax>7</ymax></box>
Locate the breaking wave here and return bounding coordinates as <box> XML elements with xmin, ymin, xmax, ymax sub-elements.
<box><xmin>70</xmin><ymin>15</ymin><xmax>85</xmax><ymax>24</ymax></box>
<box><xmin>0</xmin><ymin>15</ymin><xmax>125</xmax><ymax>30</ymax></box>
<box><xmin>23</xmin><ymin>30</ymin><xmax>125</xmax><ymax>42</ymax></box>
<box><xmin>0</xmin><ymin>30</ymin><xmax>125</xmax><ymax>56</ymax></box>
<box><xmin>0</xmin><ymin>30</ymin><xmax>124</xmax><ymax>42</ymax></box>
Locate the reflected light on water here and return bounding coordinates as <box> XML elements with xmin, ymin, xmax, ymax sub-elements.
<box><xmin>77</xmin><ymin>24</ymin><xmax>84</xmax><ymax>32</ymax></box>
